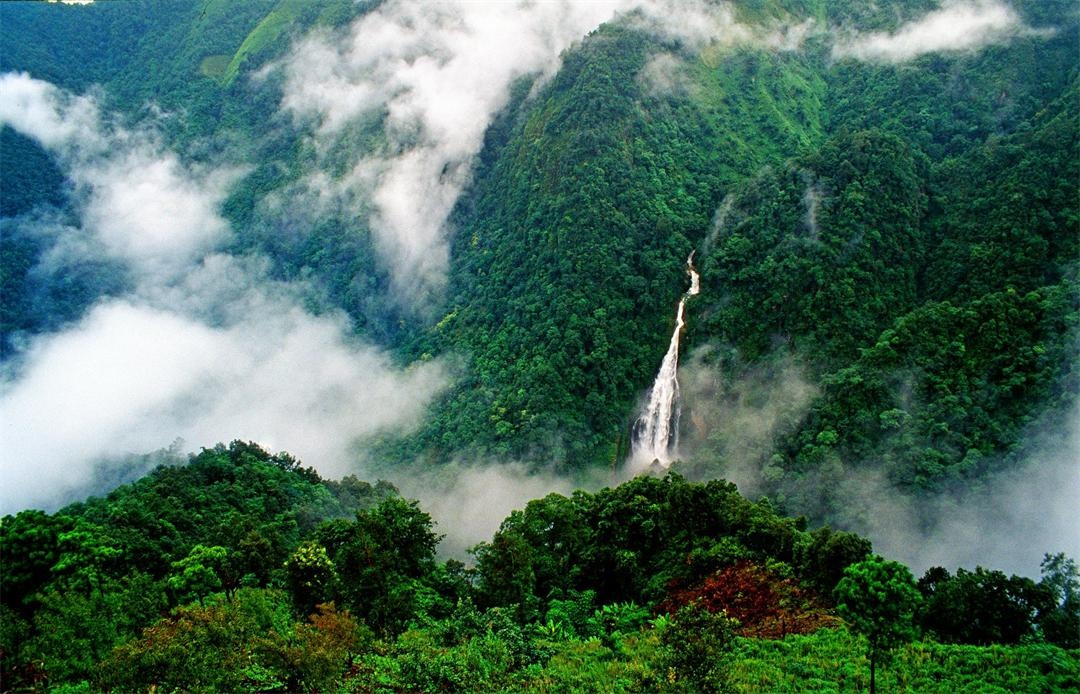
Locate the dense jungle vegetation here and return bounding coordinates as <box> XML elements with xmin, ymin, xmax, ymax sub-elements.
<box><xmin>1</xmin><ymin>0</ymin><xmax>1078</xmax><ymax>689</ymax></box>
<box><xmin>2</xmin><ymin>444</ymin><xmax>1077</xmax><ymax>691</ymax></box>
<box><xmin>2</xmin><ymin>0</ymin><xmax>1075</xmax><ymax>487</ymax></box>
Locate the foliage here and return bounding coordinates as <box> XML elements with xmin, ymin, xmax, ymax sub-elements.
<box><xmin>520</xmin><ymin>632</ymin><xmax>662</xmax><ymax>693</ymax></box>
<box><xmin>917</xmin><ymin>565</ymin><xmax>1055</xmax><ymax>646</ymax></box>
<box><xmin>3</xmin><ymin>450</ymin><xmax>1076</xmax><ymax>692</ymax></box>
<box><xmin>699</xmin><ymin>104</ymin><xmax>1078</xmax><ymax>499</ymax></box>
<box><xmin>730</xmin><ymin>626</ymin><xmax>1080</xmax><ymax>693</ymax></box>
<box><xmin>20</xmin><ymin>573</ymin><xmax>166</xmax><ymax>687</ymax></box>
<box><xmin>471</xmin><ymin>473</ymin><xmax>839</xmax><ymax>617</ymax></box>
<box><xmin>259</xmin><ymin>602</ymin><xmax>368</xmax><ymax>692</ymax></box>
<box><xmin>2</xmin><ymin>0</ymin><xmax>1076</xmax><ymax>506</ymax></box>
<box><xmin>794</xmin><ymin>526</ymin><xmax>872</xmax><ymax>596</ymax></box>
<box><xmin>320</xmin><ymin>496</ymin><xmax>444</xmax><ymax>636</ymax></box>
<box><xmin>0</xmin><ymin>441</ymin><xmax>386</xmax><ymax>687</ymax></box>
<box><xmin>167</xmin><ymin>544</ymin><xmax>231</xmax><ymax>605</ymax></box>
<box><xmin>96</xmin><ymin>588</ymin><xmax>291</xmax><ymax>693</ymax></box>
<box><xmin>473</xmin><ymin>528</ymin><xmax>540</xmax><ymax>623</ymax></box>
<box><xmin>661</xmin><ymin>561</ymin><xmax>840</xmax><ymax>639</ymax></box>
<box><xmin>1</xmin><ymin>0</ymin><xmax>1078</xmax><ymax>689</ymax></box>
<box><xmin>1038</xmin><ymin>552</ymin><xmax>1080</xmax><ymax>648</ymax></box>
<box><xmin>284</xmin><ymin>540</ymin><xmax>337</xmax><ymax>616</ymax></box>
<box><xmin>834</xmin><ymin>555</ymin><xmax>922</xmax><ymax>693</ymax></box>
<box><xmin>658</xmin><ymin>601</ymin><xmax>738</xmax><ymax>693</ymax></box>
<box><xmin>913</xmin><ymin>554</ymin><xmax>1079</xmax><ymax>649</ymax></box>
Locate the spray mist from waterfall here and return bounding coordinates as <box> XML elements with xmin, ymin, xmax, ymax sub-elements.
<box><xmin>631</xmin><ymin>252</ymin><xmax>700</xmax><ymax>468</ymax></box>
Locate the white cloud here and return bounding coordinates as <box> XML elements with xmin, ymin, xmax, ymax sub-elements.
<box><xmin>78</xmin><ymin>152</ymin><xmax>235</xmax><ymax>276</ymax></box>
<box><xmin>0</xmin><ymin>72</ymin><xmax>102</xmax><ymax>151</ymax></box>
<box><xmin>638</xmin><ymin>52</ymin><xmax>697</xmax><ymax>98</ymax></box>
<box><xmin>395</xmin><ymin>460</ymin><xmax>578</xmax><ymax>557</ymax></box>
<box><xmin>627</xmin><ymin>1</ymin><xmax>814</xmax><ymax>52</ymax></box>
<box><xmin>278</xmin><ymin>0</ymin><xmax>636</xmax><ymax>307</ymax></box>
<box><xmin>674</xmin><ymin>347</ymin><xmax>820</xmax><ymax>496</ymax></box>
<box><xmin>275</xmin><ymin>0</ymin><xmax>814</xmax><ymax>309</ymax></box>
<box><xmin>0</xmin><ymin>72</ymin><xmax>236</xmax><ymax>277</ymax></box>
<box><xmin>0</xmin><ymin>76</ymin><xmax>452</xmax><ymax>514</ymax></box>
<box><xmin>832</xmin><ymin>0</ymin><xmax>1038</xmax><ymax>62</ymax></box>
<box><xmin>0</xmin><ymin>256</ymin><xmax>451</xmax><ymax>515</ymax></box>
<box><xmin>853</xmin><ymin>403</ymin><xmax>1080</xmax><ymax>578</ymax></box>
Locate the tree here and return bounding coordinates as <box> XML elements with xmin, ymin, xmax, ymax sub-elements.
<box><xmin>167</xmin><ymin>545</ymin><xmax>230</xmax><ymax>606</ymax></box>
<box><xmin>96</xmin><ymin>591</ymin><xmax>271</xmax><ymax>693</ymax></box>
<box><xmin>472</xmin><ymin>530</ymin><xmax>539</xmax><ymax>623</ymax></box>
<box><xmin>658</xmin><ymin>601</ymin><xmax>737</xmax><ymax>693</ymax></box>
<box><xmin>50</xmin><ymin>519</ymin><xmax>123</xmax><ymax>597</ymax></box>
<box><xmin>0</xmin><ymin>510</ymin><xmax>66</xmax><ymax>613</ymax></box>
<box><xmin>797</xmin><ymin>526</ymin><xmax>872</xmax><ymax>595</ymax></box>
<box><xmin>25</xmin><ymin>573</ymin><xmax>165</xmax><ymax>686</ymax></box>
<box><xmin>834</xmin><ymin>555</ymin><xmax>922</xmax><ymax>694</ymax></box>
<box><xmin>1038</xmin><ymin>552</ymin><xmax>1080</xmax><ymax>648</ymax></box>
<box><xmin>661</xmin><ymin>561</ymin><xmax>839</xmax><ymax>639</ymax></box>
<box><xmin>332</xmin><ymin>497</ymin><xmax>442</xmax><ymax>635</ymax></box>
<box><xmin>284</xmin><ymin>540</ymin><xmax>337</xmax><ymax>616</ymax></box>
<box><xmin>260</xmin><ymin>602</ymin><xmax>367</xmax><ymax>692</ymax></box>
<box><xmin>917</xmin><ymin>565</ymin><xmax>1054</xmax><ymax>645</ymax></box>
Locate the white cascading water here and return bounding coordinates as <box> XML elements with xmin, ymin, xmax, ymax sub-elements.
<box><xmin>631</xmin><ymin>252</ymin><xmax>700</xmax><ymax>467</ymax></box>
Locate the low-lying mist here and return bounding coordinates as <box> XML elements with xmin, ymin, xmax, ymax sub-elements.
<box><xmin>674</xmin><ymin>343</ymin><xmax>1079</xmax><ymax>579</ymax></box>
<box><xmin>390</xmin><ymin>460</ymin><xmax>582</xmax><ymax>558</ymax></box>
<box><xmin>676</xmin><ymin>346</ymin><xmax>819</xmax><ymax>498</ymax></box>
<box><xmin>832</xmin><ymin>0</ymin><xmax>1048</xmax><ymax>63</ymax></box>
<box><xmin>0</xmin><ymin>73</ymin><xmax>450</xmax><ymax>515</ymax></box>
<box><xmin>845</xmin><ymin>402</ymin><xmax>1080</xmax><ymax>578</ymax></box>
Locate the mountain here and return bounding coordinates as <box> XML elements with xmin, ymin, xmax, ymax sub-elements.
<box><xmin>1</xmin><ymin>2</ymin><xmax>1079</xmax><ymax>689</ymax></box>
<box><xmin>0</xmin><ymin>0</ymin><xmax>1077</xmax><ymax>564</ymax></box>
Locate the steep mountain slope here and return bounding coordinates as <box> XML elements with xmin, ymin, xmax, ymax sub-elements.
<box><xmin>399</xmin><ymin>0</ymin><xmax>1078</xmax><ymax>489</ymax></box>
<box><xmin>403</xmin><ymin>22</ymin><xmax>829</xmax><ymax>468</ymax></box>
<box><xmin>0</xmin><ymin>0</ymin><xmax>1076</xmax><ymax>531</ymax></box>
<box><xmin>689</xmin><ymin>8</ymin><xmax>1078</xmax><ymax>512</ymax></box>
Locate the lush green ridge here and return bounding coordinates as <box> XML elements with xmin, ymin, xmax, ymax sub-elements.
<box><xmin>691</xmin><ymin>15</ymin><xmax>1079</xmax><ymax>507</ymax></box>
<box><xmin>0</xmin><ymin>443</ymin><xmax>391</xmax><ymax>688</ymax></box>
<box><xmin>2</xmin><ymin>449</ymin><xmax>1076</xmax><ymax>691</ymax></box>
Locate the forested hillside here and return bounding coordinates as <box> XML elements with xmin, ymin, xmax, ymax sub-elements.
<box><xmin>411</xmin><ymin>0</ymin><xmax>1079</xmax><ymax>487</ymax></box>
<box><xmin>692</xmin><ymin>15</ymin><xmax>1078</xmax><ymax>510</ymax></box>
<box><xmin>410</xmin><ymin>19</ymin><xmax>829</xmax><ymax>467</ymax></box>
<box><xmin>1</xmin><ymin>1</ymin><xmax>1078</xmax><ymax>687</ymax></box>
<box><xmin>2</xmin><ymin>447</ymin><xmax>1077</xmax><ymax>690</ymax></box>
<box><xmin>2</xmin><ymin>0</ymin><xmax>1075</xmax><ymax>487</ymax></box>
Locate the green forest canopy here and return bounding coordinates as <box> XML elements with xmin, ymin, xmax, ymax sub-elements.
<box><xmin>0</xmin><ymin>3</ymin><xmax>1077</xmax><ymax>688</ymax></box>
<box><xmin>1</xmin><ymin>443</ymin><xmax>1077</xmax><ymax>691</ymax></box>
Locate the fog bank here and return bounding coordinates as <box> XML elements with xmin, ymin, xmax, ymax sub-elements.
<box><xmin>0</xmin><ymin>74</ymin><xmax>449</xmax><ymax>514</ymax></box>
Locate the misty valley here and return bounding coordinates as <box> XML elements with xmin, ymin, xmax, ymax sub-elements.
<box><xmin>1</xmin><ymin>0</ymin><xmax>1077</xmax><ymax>691</ymax></box>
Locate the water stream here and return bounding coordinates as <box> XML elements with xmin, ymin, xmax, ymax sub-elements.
<box><xmin>630</xmin><ymin>252</ymin><xmax>699</xmax><ymax>467</ymax></box>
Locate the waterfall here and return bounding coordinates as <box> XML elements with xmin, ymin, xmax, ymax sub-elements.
<box><xmin>631</xmin><ymin>252</ymin><xmax>700</xmax><ymax>468</ymax></box>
